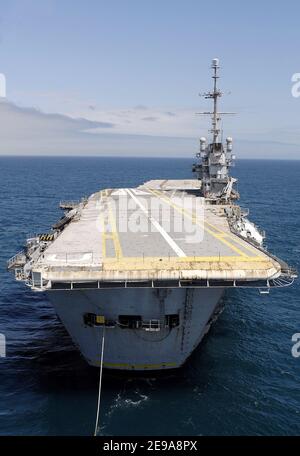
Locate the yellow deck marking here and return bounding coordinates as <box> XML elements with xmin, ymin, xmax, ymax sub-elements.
<box><xmin>97</xmin><ymin>256</ymin><xmax>274</xmax><ymax>274</ymax></box>
<box><xmin>200</xmin><ymin>216</ymin><xmax>262</xmax><ymax>256</ymax></box>
<box><xmin>151</xmin><ymin>188</ymin><xmax>266</xmax><ymax>258</ymax></box>
<box><xmin>100</xmin><ymin>192</ymin><xmax>111</xmax><ymax>259</ymax></box>
<box><xmin>100</xmin><ymin>190</ymin><xmax>122</xmax><ymax>259</ymax></box>
<box><xmin>106</xmin><ymin>191</ymin><xmax>123</xmax><ymax>259</ymax></box>
<box><xmin>97</xmin><ymin>189</ymin><xmax>272</xmax><ymax>269</ymax></box>
<box><xmin>148</xmin><ymin>188</ymin><xmax>249</xmax><ymax>258</ymax></box>
<box><xmin>150</xmin><ymin>188</ymin><xmax>264</xmax><ymax>257</ymax></box>
<box><xmin>101</xmin><ymin>255</ymin><xmax>268</xmax><ymax>263</ymax></box>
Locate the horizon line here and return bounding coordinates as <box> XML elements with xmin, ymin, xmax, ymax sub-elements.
<box><xmin>0</xmin><ymin>154</ymin><xmax>299</xmax><ymax>161</ymax></box>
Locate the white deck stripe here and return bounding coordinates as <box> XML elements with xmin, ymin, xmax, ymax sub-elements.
<box><xmin>126</xmin><ymin>188</ymin><xmax>186</xmax><ymax>258</ymax></box>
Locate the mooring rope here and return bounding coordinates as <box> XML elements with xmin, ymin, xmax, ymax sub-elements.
<box><xmin>94</xmin><ymin>325</ymin><xmax>105</xmax><ymax>436</ymax></box>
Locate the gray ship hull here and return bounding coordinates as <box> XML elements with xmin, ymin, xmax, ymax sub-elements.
<box><xmin>47</xmin><ymin>287</ymin><xmax>225</xmax><ymax>370</ymax></box>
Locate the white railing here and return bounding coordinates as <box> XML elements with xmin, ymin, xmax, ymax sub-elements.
<box><xmin>40</xmin><ymin>251</ymin><xmax>102</xmax><ymax>265</ymax></box>
<box><xmin>59</xmin><ymin>200</ymin><xmax>80</xmax><ymax>208</ymax></box>
<box><xmin>7</xmin><ymin>251</ymin><xmax>26</xmax><ymax>269</ymax></box>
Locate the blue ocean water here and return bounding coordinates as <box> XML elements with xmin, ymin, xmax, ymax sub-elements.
<box><xmin>0</xmin><ymin>156</ymin><xmax>299</xmax><ymax>436</ymax></box>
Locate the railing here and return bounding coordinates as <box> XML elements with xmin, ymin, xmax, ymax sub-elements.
<box><xmin>280</xmin><ymin>266</ymin><xmax>298</xmax><ymax>279</ymax></box>
<box><xmin>142</xmin><ymin>319</ymin><xmax>162</xmax><ymax>332</ymax></box>
<box><xmin>7</xmin><ymin>251</ymin><xmax>27</xmax><ymax>269</ymax></box>
<box><xmin>60</xmin><ymin>197</ymin><xmax>87</xmax><ymax>210</ymax></box>
<box><xmin>47</xmin><ymin>276</ymin><xmax>296</xmax><ymax>291</ymax></box>
<box><xmin>25</xmin><ymin>234</ymin><xmax>40</xmax><ymax>243</ymax></box>
<box><xmin>240</xmin><ymin>207</ymin><xmax>249</xmax><ymax>217</ymax></box>
<box><xmin>118</xmin><ymin>318</ymin><xmax>165</xmax><ymax>331</ymax></box>
<box><xmin>40</xmin><ymin>251</ymin><xmax>102</xmax><ymax>265</ymax></box>
<box><xmin>59</xmin><ymin>200</ymin><xmax>80</xmax><ymax>209</ymax></box>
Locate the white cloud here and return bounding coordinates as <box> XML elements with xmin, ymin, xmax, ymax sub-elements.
<box><xmin>0</xmin><ymin>98</ymin><xmax>299</xmax><ymax>159</ymax></box>
<box><xmin>72</xmin><ymin>105</ymin><xmax>203</xmax><ymax>138</ymax></box>
<box><xmin>0</xmin><ymin>99</ymin><xmax>196</xmax><ymax>156</ymax></box>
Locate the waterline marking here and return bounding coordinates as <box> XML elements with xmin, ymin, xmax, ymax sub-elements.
<box><xmin>0</xmin><ymin>333</ymin><xmax>6</xmax><ymax>358</ymax></box>
<box><xmin>291</xmin><ymin>333</ymin><xmax>300</xmax><ymax>358</ymax></box>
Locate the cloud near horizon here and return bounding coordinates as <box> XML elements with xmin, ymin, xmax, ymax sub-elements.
<box><xmin>0</xmin><ymin>99</ymin><xmax>198</xmax><ymax>156</ymax></box>
<box><xmin>0</xmin><ymin>99</ymin><xmax>299</xmax><ymax>159</ymax></box>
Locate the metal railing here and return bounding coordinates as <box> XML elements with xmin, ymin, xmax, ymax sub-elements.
<box><xmin>46</xmin><ymin>276</ymin><xmax>296</xmax><ymax>291</ymax></box>
<box><xmin>60</xmin><ymin>197</ymin><xmax>88</xmax><ymax>209</ymax></box>
<box><xmin>7</xmin><ymin>251</ymin><xmax>27</xmax><ymax>269</ymax></box>
<box><xmin>40</xmin><ymin>251</ymin><xmax>102</xmax><ymax>266</ymax></box>
<box><xmin>59</xmin><ymin>200</ymin><xmax>80</xmax><ymax>209</ymax></box>
<box><xmin>280</xmin><ymin>266</ymin><xmax>298</xmax><ymax>279</ymax></box>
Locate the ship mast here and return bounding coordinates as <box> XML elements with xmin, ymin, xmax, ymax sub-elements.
<box><xmin>192</xmin><ymin>58</ymin><xmax>238</xmax><ymax>202</ymax></box>
<box><xmin>211</xmin><ymin>58</ymin><xmax>221</xmax><ymax>143</ymax></box>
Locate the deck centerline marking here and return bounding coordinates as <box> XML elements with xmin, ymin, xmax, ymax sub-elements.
<box><xmin>126</xmin><ymin>188</ymin><xmax>186</xmax><ymax>258</ymax></box>
<box><xmin>148</xmin><ymin>188</ymin><xmax>249</xmax><ymax>258</ymax></box>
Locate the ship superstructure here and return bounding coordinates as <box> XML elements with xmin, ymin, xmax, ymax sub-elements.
<box><xmin>192</xmin><ymin>58</ymin><xmax>237</xmax><ymax>201</ymax></box>
<box><xmin>7</xmin><ymin>60</ymin><xmax>296</xmax><ymax>370</ymax></box>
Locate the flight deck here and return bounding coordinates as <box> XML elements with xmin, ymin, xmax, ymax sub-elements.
<box><xmin>35</xmin><ymin>180</ymin><xmax>281</xmax><ymax>283</ymax></box>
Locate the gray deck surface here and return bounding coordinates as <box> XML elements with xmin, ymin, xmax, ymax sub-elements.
<box><xmin>36</xmin><ymin>180</ymin><xmax>281</xmax><ymax>281</ymax></box>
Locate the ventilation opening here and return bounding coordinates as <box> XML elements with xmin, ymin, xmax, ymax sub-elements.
<box><xmin>165</xmin><ymin>314</ymin><xmax>180</xmax><ymax>328</ymax></box>
<box><xmin>83</xmin><ymin>313</ymin><xmax>105</xmax><ymax>327</ymax></box>
<box><xmin>83</xmin><ymin>313</ymin><xmax>115</xmax><ymax>328</ymax></box>
<box><xmin>118</xmin><ymin>314</ymin><xmax>180</xmax><ymax>330</ymax></box>
<box><xmin>118</xmin><ymin>315</ymin><xmax>142</xmax><ymax>329</ymax></box>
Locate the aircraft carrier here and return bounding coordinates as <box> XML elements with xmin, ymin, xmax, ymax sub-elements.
<box><xmin>7</xmin><ymin>59</ymin><xmax>297</xmax><ymax>371</ymax></box>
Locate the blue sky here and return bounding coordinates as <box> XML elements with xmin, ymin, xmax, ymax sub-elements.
<box><xmin>0</xmin><ymin>0</ymin><xmax>300</xmax><ymax>158</ymax></box>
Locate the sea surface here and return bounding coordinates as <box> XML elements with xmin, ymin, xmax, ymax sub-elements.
<box><xmin>0</xmin><ymin>156</ymin><xmax>299</xmax><ymax>436</ymax></box>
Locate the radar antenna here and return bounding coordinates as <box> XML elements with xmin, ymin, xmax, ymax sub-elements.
<box><xmin>197</xmin><ymin>59</ymin><xmax>235</xmax><ymax>143</ymax></box>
